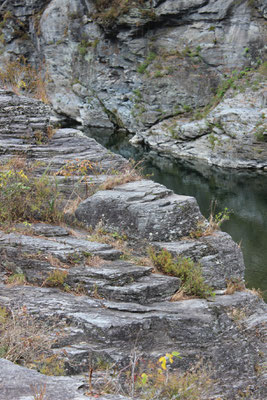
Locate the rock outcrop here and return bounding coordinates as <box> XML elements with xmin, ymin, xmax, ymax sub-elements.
<box><xmin>0</xmin><ymin>60</ymin><xmax>266</xmax><ymax>400</ymax></box>
<box><xmin>0</xmin><ymin>0</ymin><xmax>266</xmax><ymax>168</ymax></box>
<box><xmin>135</xmin><ymin>80</ymin><xmax>267</xmax><ymax>169</ymax></box>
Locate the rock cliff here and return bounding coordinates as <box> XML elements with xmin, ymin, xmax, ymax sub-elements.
<box><xmin>0</xmin><ymin>0</ymin><xmax>266</xmax><ymax>168</ymax></box>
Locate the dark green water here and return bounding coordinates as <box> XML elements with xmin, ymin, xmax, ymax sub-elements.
<box><xmin>106</xmin><ymin>133</ymin><xmax>267</xmax><ymax>301</ymax></box>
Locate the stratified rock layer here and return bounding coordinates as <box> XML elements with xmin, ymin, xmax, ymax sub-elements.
<box><xmin>153</xmin><ymin>230</ymin><xmax>245</xmax><ymax>289</ymax></box>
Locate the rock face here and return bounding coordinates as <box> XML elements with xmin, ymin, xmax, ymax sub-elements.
<box><xmin>0</xmin><ymin>0</ymin><xmax>266</xmax><ymax>167</ymax></box>
<box><xmin>137</xmin><ymin>82</ymin><xmax>267</xmax><ymax>169</ymax></box>
<box><xmin>0</xmin><ymin>88</ymin><xmax>127</xmax><ymax>199</ymax></box>
<box><xmin>0</xmin><ymin>283</ymin><xmax>266</xmax><ymax>399</ymax></box>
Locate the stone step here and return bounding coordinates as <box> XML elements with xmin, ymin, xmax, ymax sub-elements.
<box><xmin>97</xmin><ymin>274</ymin><xmax>180</xmax><ymax>304</ymax></box>
<box><xmin>0</xmin><ymin>283</ymin><xmax>265</xmax><ymax>391</ymax></box>
<box><xmin>0</xmin><ymin>230</ymin><xmax>121</xmax><ymax>263</ymax></box>
<box><xmin>0</xmin><ymin>358</ymin><xmax>132</xmax><ymax>400</ymax></box>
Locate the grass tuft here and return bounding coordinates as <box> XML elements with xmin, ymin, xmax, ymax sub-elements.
<box><xmin>148</xmin><ymin>248</ymin><xmax>214</xmax><ymax>299</ymax></box>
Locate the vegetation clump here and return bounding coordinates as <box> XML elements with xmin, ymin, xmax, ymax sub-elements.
<box><xmin>0</xmin><ymin>306</ymin><xmax>55</xmax><ymax>366</ymax></box>
<box><xmin>44</xmin><ymin>269</ymin><xmax>68</xmax><ymax>288</ymax></box>
<box><xmin>0</xmin><ymin>56</ymin><xmax>48</xmax><ymax>102</ymax></box>
<box><xmin>0</xmin><ymin>158</ymin><xmax>62</xmax><ymax>226</ymax></box>
<box><xmin>86</xmin><ymin>351</ymin><xmax>213</xmax><ymax>399</ymax></box>
<box><xmin>99</xmin><ymin>161</ymin><xmax>143</xmax><ymax>190</ymax></box>
<box><xmin>149</xmin><ymin>248</ymin><xmax>214</xmax><ymax>299</ymax></box>
<box><xmin>93</xmin><ymin>0</ymin><xmax>147</xmax><ymax>24</ymax></box>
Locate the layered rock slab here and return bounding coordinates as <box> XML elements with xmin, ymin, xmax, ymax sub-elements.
<box><xmin>75</xmin><ymin>180</ymin><xmax>204</xmax><ymax>241</ymax></box>
<box><xmin>0</xmin><ymin>284</ymin><xmax>266</xmax><ymax>398</ymax></box>
<box><xmin>138</xmin><ymin>82</ymin><xmax>267</xmax><ymax>170</ymax></box>
<box><xmin>0</xmin><ymin>359</ymin><xmax>130</xmax><ymax>400</ymax></box>
<box><xmin>0</xmin><ymin>225</ymin><xmax>180</xmax><ymax>304</ymax></box>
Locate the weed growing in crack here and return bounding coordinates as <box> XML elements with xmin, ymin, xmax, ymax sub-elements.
<box><xmin>148</xmin><ymin>248</ymin><xmax>214</xmax><ymax>299</ymax></box>
<box><xmin>99</xmin><ymin>160</ymin><xmax>144</xmax><ymax>190</ymax></box>
<box><xmin>85</xmin><ymin>351</ymin><xmax>213</xmax><ymax>399</ymax></box>
<box><xmin>43</xmin><ymin>269</ymin><xmax>68</xmax><ymax>288</ymax></box>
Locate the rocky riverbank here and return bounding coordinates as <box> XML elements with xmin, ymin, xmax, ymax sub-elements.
<box><xmin>0</xmin><ymin>0</ymin><xmax>266</xmax><ymax>169</ymax></box>
<box><xmin>0</xmin><ymin>89</ymin><xmax>266</xmax><ymax>399</ymax></box>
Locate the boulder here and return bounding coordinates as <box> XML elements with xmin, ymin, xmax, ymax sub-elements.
<box><xmin>76</xmin><ymin>179</ymin><xmax>204</xmax><ymax>241</ymax></box>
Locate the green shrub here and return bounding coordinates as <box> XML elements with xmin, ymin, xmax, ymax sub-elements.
<box><xmin>6</xmin><ymin>273</ymin><xmax>27</xmax><ymax>285</ymax></box>
<box><xmin>0</xmin><ymin>159</ymin><xmax>62</xmax><ymax>225</ymax></box>
<box><xmin>148</xmin><ymin>248</ymin><xmax>214</xmax><ymax>299</ymax></box>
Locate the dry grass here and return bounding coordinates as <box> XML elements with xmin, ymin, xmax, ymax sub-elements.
<box><xmin>171</xmin><ymin>289</ymin><xmax>196</xmax><ymax>302</ymax></box>
<box><xmin>31</xmin><ymin>384</ymin><xmax>47</xmax><ymax>400</ymax></box>
<box><xmin>229</xmin><ymin>307</ymin><xmax>247</xmax><ymax>322</ymax></box>
<box><xmin>0</xmin><ymin>56</ymin><xmax>49</xmax><ymax>103</ymax></box>
<box><xmin>46</xmin><ymin>254</ymin><xmax>70</xmax><ymax>269</ymax></box>
<box><xmin>246</xmin><ymin>287</ymin><xmax>263</xmax><ymax>299</ymax></box>
<box><xmin>85</xmin><ymin>354</ymin><xmax>214</xmax><ymax>400</ymax></box>
<box><xmin>6</xmin><ymin>272</ymin><xmax>27</xmax><ymax>286</ymax></box>
<box><xmin>85</xmin><ymin>255</ymin><xmax>107</xmax><ymax>267</ymax></box>
<box><xmin>63</xmin><ymin>196</ymin><xmax>83</xmax><ymax>216</ymax></box>
<box><xmin>0</xmin><ymin>306</ymin><xmax>56</xmax><ymax>366</ymax></box>
<box><xmin>87</xmin><ymin>221</ymin><xmax>129</xmax><ymax>252</ymax></box>
<box><xmin>99</xmin><ymin>161</ymin><xmax>143</xmax><ymax>190</ymax></box>
<box><xmin>225</xmin><ymin>279</ymin><xmax>246</xmax><ymax>295</ymax></box>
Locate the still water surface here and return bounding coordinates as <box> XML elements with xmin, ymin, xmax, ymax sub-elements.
<box><xmin>100</xmin><ymin>132</ymin><xmax>267</xmax><ymax>300</ymax></box>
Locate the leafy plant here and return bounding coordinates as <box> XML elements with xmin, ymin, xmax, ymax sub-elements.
<box><xmin>87</xmin><ymin>350</ymin><xmax>213</xmax><ymax>399</ymax></box>
<box><xmin>37</xmin><ymin>354</ymin><xmax>65</xmax><ymax>376</ymax></box>
<box><xmin>148</xmin><ymin>248</ymin><xmax>214</xmax><ymax>299</ymax></box>
<box><xmin>205</xmin><ymin>204</ymin><xmax>231</xmax><ymax>234</ymax></box>
<box><xmin>136</xmin><ymin>355</ymin><xmax>212</xmax><ymax>400</ymax></box>
<box><xmin>0</xmin><ymin>159</ymin><xmax>62</xmax><ymax>225</ymax></box>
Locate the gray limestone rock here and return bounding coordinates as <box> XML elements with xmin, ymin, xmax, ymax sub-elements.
<box><xmin>139</xmin><ymin>82</ymin><xmax>267</xmax><ymax>169</ymax></box>
<box><xmin>0</xmin><ymin>229</ymin><xmax>121</xmax><ymax>263</ymax></box>
<box><xmin>0</xmin><ymin>284</ymin><xmax>266</xmax><ymax>398</ymax></box>
<box><xmin>75</xmin><ymin>179</ymin><xmax>204</xmax><ymax>241</ymax></box>
<box><xmin>0</xmin><ymin>358</ymin><xmax>130</xmax><ymax>400</ymax></box>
